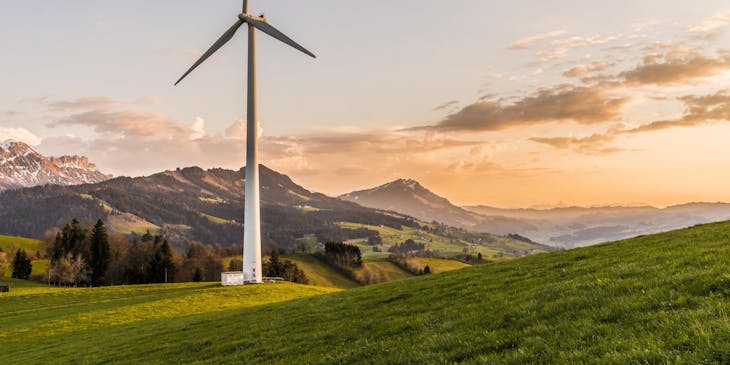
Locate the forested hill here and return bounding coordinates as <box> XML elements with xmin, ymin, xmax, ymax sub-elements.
<box><xmin>0</xmin><ymin>165</ymin><xmax>545</xmax><ymax>253</ymax></box>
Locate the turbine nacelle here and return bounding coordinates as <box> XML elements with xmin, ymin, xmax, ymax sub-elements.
<box><xmin>239</xmin><ymin>14</ymin><xmax>266</xmax><ymax>22</ymax></box>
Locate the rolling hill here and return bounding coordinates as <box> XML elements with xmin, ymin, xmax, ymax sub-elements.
<box><xmin>4</xmin><ymin>220</ymin><xmax>730</xmax><ymax>363</ymax></box>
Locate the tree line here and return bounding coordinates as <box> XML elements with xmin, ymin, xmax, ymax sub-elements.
<box><xmin>314</xmin><ymin>241</ymin><xmax>363</xmax><ymax>283</ymax></box>
<box><xmin>43</xmin><ymin>219</ymin><xmax>230</xmax><ymax>286</ymax></box>
<box><xmin>263</xmin><ymin>249</ymin><xmax>307</xmax><ymax>284</ymax></box>
<box><xmin>388</xmin><ymin>239</ymin><xmax>426</xmax><ymax>254</ymax></box>
<box><xmin>323</xmin><ymin>241</ymin><xmax>362</xmax><ymax>268</ymax></box>
<box><xmin>387</xmin><ymin>254</ymin><xmax>431</xmax><ymax>276</ymax></box>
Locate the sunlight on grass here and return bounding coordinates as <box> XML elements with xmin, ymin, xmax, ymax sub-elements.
<box><xmin>6</xmin><ymin>222</ymin><xmax>730</xmax><ymax>363</ymax></box>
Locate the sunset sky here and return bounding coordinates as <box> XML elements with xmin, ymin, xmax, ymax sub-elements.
<box><xmin>3</xmin><ymin>1</ymin><xmax>730</xmax><ymax>208</ymax></box>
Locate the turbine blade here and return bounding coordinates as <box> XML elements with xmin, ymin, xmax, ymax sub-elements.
<box><xmin>175</xmin><ymin>19</ymin><xmax>244</xmax><ymax>86</ymax></box>
<box><xmin>245</xmin><ymin>17</ymin><xmax>316</xmax><ymax>58</ymax></box>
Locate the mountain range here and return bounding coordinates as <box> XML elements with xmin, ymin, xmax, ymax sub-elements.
<box><xmin>341</xmin><ymin>179</ymin><xmax>730</xmax><ymax>248</ymax></box>
<box><xmin>3</xmin><ymin>140</ymin><xmax>729</xmax><ymax>250</ymax></box>
<box><xmin>0</xmin><ymin>140</ymin><xmax>110</xmax><ymax>191</ymax></box>
<box><xmin>0</xmin><ymin>164</ymin><xmax>546</xmax><ymax>256</ymax></box>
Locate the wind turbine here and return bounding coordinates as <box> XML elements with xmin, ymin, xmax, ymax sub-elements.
<box><xmin>175</xmin><ymin>0</ymin><xmax>316</xmax><ymax>284</ymax></box>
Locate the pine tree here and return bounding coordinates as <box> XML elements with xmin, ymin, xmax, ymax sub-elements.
<box><xmin>192</xmin><ymin>267</ymin><xmax>203</xmax><ymax>282</ymax></box>
<box><xmin>89</xmin><ymin>219</ymin><xmax>110</xmax><ymax>286</ymax></box>
<box><xmin>11</xmin><ymin>249</ymin><xmax>32</xmax><ymax>280</ymax></box>
<box><xmin>57</xmin><ymin>219</ymin><xmax>88</xmax><ymax>262</ymax></box>
<box><xmin>160</xmin><ymin>239</ymin><xmax>176</xmax><ymax>283</ymax></box>
<box><xmin>52</xmin><ymin>231</ymin><xmax>63</xmax><ymax>261</ymax></box>
<box><xmin>150</xmin><ymin>237</ymin><xmax>176</xmax><ymax>283</ymax></box>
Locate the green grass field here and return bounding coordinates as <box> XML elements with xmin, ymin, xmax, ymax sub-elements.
<box><xmin>410</xmin><ymin>257</ymin><xmax>471</xmax><ymax>274</ymax></box>
<box><xmin>353</xmin><ymin>259</ymin><xmax>414</xmax><ymax>283</ymax></box>
<box><xmin>3</xmin><ymin>257</ymin><xmax>49</xmax><ymax>279</ymax></box>
<box><xmin>337</xmin><ymin>221</ymin><xmax>536</xmax><ymax>258</ymax></box>
<box><xmin>1</xmin><ymin>235</ymin><xmax>46</xmax><ymax>280</ymax></box>
<box><xmin>285</xmin><ymin>254</ymin><xmax>361</xmax><ymax>289</ymax></box>
<box><xmin>107</xmin><ymin>215</ymin><xmax>161</xmax><ymax>235</ymax></box>
<box><xmin>0</xmin><ymin>281</ymin><xmax>338</xmax><ymax>364</ymax></box>
<box><xmin>6</xmin><ymin>221</ymin><xmax>730</xmax><ymax>363</ymax></box>
<box><xmin>0</xmin><ymin>234</ymin><xmax>41</xmax><ymax>252</ymax></box>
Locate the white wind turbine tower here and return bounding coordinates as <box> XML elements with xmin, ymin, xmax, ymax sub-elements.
<box><xmin>175</xmin><ymin>0</ymin><xmax>316</xmax><ymax>284</ymax></box>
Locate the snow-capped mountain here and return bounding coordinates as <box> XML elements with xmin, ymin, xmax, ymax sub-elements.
<box><xmin>0</xmin><ymin>140</ymin><xmax>110</xmax><ymax>191</ymax></box>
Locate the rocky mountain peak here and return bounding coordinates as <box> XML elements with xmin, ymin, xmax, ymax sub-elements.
<box><xmin>0</xmin><ymin>141</ymin><xmax>110</xmax><ymax>191</ymax></box>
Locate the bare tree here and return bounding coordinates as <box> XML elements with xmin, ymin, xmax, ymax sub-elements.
<box><xmin>51</xmin><ymin>254</ymin><xmax>89</xmax><ymax>286</ymax></box>
<box><xmin>0</xmin><ymin>251</ymin><xmax>8</xmax><ymax>275</ymax></box>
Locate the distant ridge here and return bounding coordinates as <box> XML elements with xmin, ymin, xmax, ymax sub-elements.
<box><xmin>340</xmin><ymin>178</ymin><xmax>537</xmax><ymax>235</ymax></box>
<box><xmin>342</xmin><ymin>178</ymin><xmax>730</xmax><ymax>248</ymax></box>
<box><xmin>0</xmin><ymin>166</ymin><xmax>546</xmax><ymax>255</ymax></box>
<box><xmin>0</xmin><ymin>140</ymin><xmax>110</xmax><ymax>191</ymax></box>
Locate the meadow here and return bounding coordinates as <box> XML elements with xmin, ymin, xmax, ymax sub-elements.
<box><xmin>0</xmin><ymin>234</ymin><xmax>41</xmax><ymax>252</ymax></box>
<box><xmin>4</xmin><ymin>221</ymin><xmax>730</xmax><ymax>363</ymax></box>
<box><xmin>337</xmin><ymin>221</ymin><xmax>534</xmax><ymax>259</ymax></box>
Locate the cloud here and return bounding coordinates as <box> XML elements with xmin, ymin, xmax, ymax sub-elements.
<box><xmin>689</xmin><ymin>11</ymin><xmax>730</xmax><ymax>33</ymax></box>
<box><xmin>563</xmin><ymin>62</ymin><xmax>611</xmax><ymax>77</ymax></box>
<box><xmin>51</xmin><ymin>109</ymin><xmax>203</xmax><ymax>140</ymax></box>
<box><xmin>618</xmin><ymin>53</ymin><xmax>730</xmax><ymax>85</ymax></box>
<box><xmin>47</xmin><ymin>97</ymin><xmax>119</xmax><ymax>111</ymax></box>
<box><xmin>0</xmin><ymin>127</ymin><xmax>42</xmax><ymax>146</ymax></box>
<box><xmin>530</xmin><ymin>133</ymin><xmax>621</xmax><ymax>155</ymax></box>
<box><xmin>433</xmin><ymin>100</ymin><xmax>459</xmax><ymax>111</ymax></box>
<box><xmin>414</xmin><ymin>47</ymin><xmax>730</xmax><ymax>135</ymax></box>
<box><xmin>537</xmin><ymin>35</ymin><xmax>616</xmax><ymax>61</ymax></box>
<box><xmin>191</xmin><ymin>116</ymin><xmax>206</xmax><ymax>139</ymax></box>
<box><xmin>418</xmin><ymin>84</ymin><xmax>629</xmax><ymax>132</ymax></box>
<box><xmin>533</xmin><ymin>90</ymin><xmax>730</xmax><ymax>153</ymax></box>
<box><xmin>508</xmin><ymin>30</ymin><xmax>566</xmax><ymax>50</ymax></box>
<box><xmin>38</xmin><ymin>100</ymin><xmax>491</xmax><ymax>182</ymax></box>
<box><xmin>269</xmin><ymin>130</ymin><xmax>485</xmax><ymax>155</ymax></box>
<box><xmin>621</xmin><ymin>90</ymin><xmax>730</xmax><ymax>134</ymax></box>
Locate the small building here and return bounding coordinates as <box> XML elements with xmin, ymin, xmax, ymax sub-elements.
<box><xmin>221</xmin><ymin>271</ymin><xmax>246</xmax><ymax>286</ymax></box>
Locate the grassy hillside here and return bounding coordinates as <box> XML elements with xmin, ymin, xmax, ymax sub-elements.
<box><xmin>353</xmin><ymin>259</ymin><xmax>414</xmax><ymax>283</ymax></box>
<box><xmin>0</xmin><ymin>235</ymin><xmax>46</xmax><ymax>280</ymax></box>
<box><xmin>410</xmin><ymin>257</ymin><xmax>471</xmax><ymax>274</ymax></box>
<box><xmin>0</xmin><ymin>234</ymin><xmax>40</xmax><ymax>252</ymax></box>
<box><xmin>0</xmin><ymin>282</ymin><xmax>338</xmax><ymax>364</ymax></box>
<box><xmin>285</xmin><ymin>254</ymin><xmax>360</xmax><ymax>289</ymax></box>
<box><xmin>6</xmin><ymin>221</ymin><xmax>730</xmax><ymax>363</ymax></box>
<box><xmin>338</xmin><ymin>221</ymin><xmax>541</xmax><ymax>259</ymax></box>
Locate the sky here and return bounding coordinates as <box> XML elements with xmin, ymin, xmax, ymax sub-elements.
<box><xmin>2</xmin><ymin>1</ymin><xmax>730</xmax><ymax>208</ymax></box>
